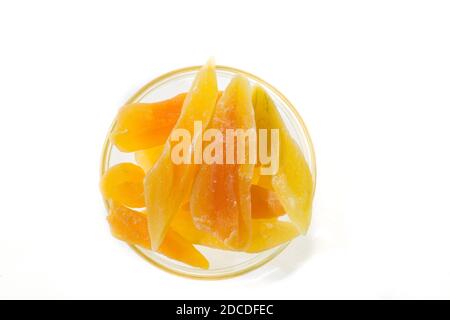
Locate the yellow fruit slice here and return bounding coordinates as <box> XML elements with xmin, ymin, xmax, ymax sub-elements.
<box><xmin>252</xmin><ymin>86</ymin><xmax>314</xmax><ymax>234</ymax></box>
<box><xmin>145</xmin><ymin>60</ymin><xmax>219</xmax><ymax>250</ymax></box>
<box><xmin>246</xmin><ymin>219</ymin><xmax>299</xmax><ymax>253</ymax></box>
<box><xmin>135</xmin><ymin>145</ymin><xmax>165</xmax><ymax>173</ymax></box>
<box><xmin>107</xmin><ymin>204</ymin><xmax>209</xmax><ymax>269</ymax></box>
<box><xmin>100</xmin><ymin>163</ymin><xmax>145</xmax><ymax>208</ymax></box>
<box><xmin>190</xmin><ymin>76</ymin><xmax>255</xmax><ymax>250</ymax></box>
<box><xmin>159</xmin><ymin>229</ymin><xmax>209</xmax><ymax>270</ymax></box>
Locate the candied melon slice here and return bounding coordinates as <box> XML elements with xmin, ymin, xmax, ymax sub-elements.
<box><xmin>135</xmin><ymin>145</ymin><xmax>165</xmax><ymax>172</ymax></box>
<box><xmin>111</xmin><ymin>93</ymin><xmax>187</xmax><ymax>152</ymax></box>
<box><xmin>246</xmin><ymin>219</ymin><xmax>299</xmax><ymax>253</ymax></box>
<box><xmin>252</xmin><ymin>86</ymin><xmax>314</xmax><ymax>234</ymax></box>
<box><xmin>100</xmin><ymin>163</ymin><xmax>145</xmax><ymax>208</ymax></box>
<box><xmin>171</xmin><ymin>209</ymin><xmax>297</xmax><ymax>253</ymax></box>
<box><xmin>107</xmin><ymin>205</ymin><xmax>209</xmax><ymax>269</ymax></box>
<box><xmin>190</xmin><ymin>76</ymin><xmax>255</xmax><ymax>250</ymax></box>
<box><xmin>107</xmin><ymin>204</ymin><xmax>150</xmax><ymax>249</ymax></box>
<box><xmin>145</xmin><ymin>60</ymin><xmax>218</xmax><ymax>250</ymax></box>
<box><xmin>251</xmin><ymin>185</ymin><xmax>285</xmax><ymax>219</ymax></box>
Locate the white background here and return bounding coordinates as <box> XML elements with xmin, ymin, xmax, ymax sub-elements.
<box><xmin>0</xmin><ymin>0</ymin><xmax>449</xmax><ymax>300</ymax></box>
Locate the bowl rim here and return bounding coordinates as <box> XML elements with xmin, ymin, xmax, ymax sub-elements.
<box><xmin>100</xmin><ymin>65</ymin><xmax>317</xmax><ymax>280</ymax></box>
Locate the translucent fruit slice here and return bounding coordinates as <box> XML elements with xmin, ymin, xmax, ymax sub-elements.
<box><xmin>190</xmin><ymin>76</ymin><xmax>255</xmax><ymax>250</ymax></box>
<box><xmin>111</xmin><ymin>93</ymin><xmax>187</xmax><ymax>152</ymax></box>
<box><xmin>135</xmin><ymin>145</ymin><xmax>165</xmax><ymax>172</ymax></box>
<box><xmin>252</xmin><ymin>86</ymin><xmax>314</xmax><ymax>234</ymax></box>
<box><xmin>246</xmin><ymin>219</ymin><xmax>299</xmax><ymax>253</ymax></box>
<box><xmin>100</xmin><ymin>163</ymin><xmax>145</xmax><ymax>208</ymax></box>
<box><xmin>251</xmin><ymin>185</ymin><xmax>285</xmax><ymax>219</ymax></box>
<box><xmin>171</xmin><ymin>209</ymin><xmax>297</xmax><ymax>253</ymax></box>
<box><xmin>107</xmin><ymin>204</ymin><xmax>209</xmax><ymax>269</ymax></box>
<box><xmin>145</xmin><ymin>60</ymin><xmax>219</xmax><ymax>250</ymax></box>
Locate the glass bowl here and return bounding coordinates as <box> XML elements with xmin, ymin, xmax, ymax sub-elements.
<box><xmin>101</xmin><ymin>65</ymin><xmax>316</xmax><ymax>279</ymax></box>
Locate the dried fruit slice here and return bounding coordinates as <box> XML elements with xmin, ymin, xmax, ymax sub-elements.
<box><xmin>246</xmin><ymin>219</ymin><xmax>299</xmax><ymax>253</ymax></box>
<box><xmin>251</xmin><ymin>185</ymin><xmax>285</xmax><ymax>219</ymax></box>
<box><xmin>107</xmin><ymin>204</ymin><xmax>150</xmax><ymax>249</ymax></box>
<box><xmin>190</xmin><ymin>76</ymin><xmax>255</xmax><ymax>250</ymax></box>
<box><xmin>252</xmin><ymin>86</ymin><xmax>314</xmax><ymax>234</ymax></box>
<box><xmin>108</xmin><ymin>204</ymin><xmax>209</xmax><ymax>269</ymax></box>
<box><xmin>145</xmin><ymin>60</ymin><xmax>219</xmax><ymax>250</ymax></box>
<box><xmin>171</xmin><ymin>209</ymin><xmax>296</xmax><ymax>253</ymax></box>
<box><xmin>135</xmin><ymin>145</ymin><xmax>165</xmax><ymax>172</ymax></box>
<box><xmin>111</xmin><ymin>93</ymin><xmax>187</xmax><ymax>152</ymax></box>
<box><xmin>100</xmin><ymin>163</ymin><xmax>145</xmax><ymax>208</ymax></box>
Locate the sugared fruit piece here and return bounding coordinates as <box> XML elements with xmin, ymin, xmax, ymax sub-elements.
<box><xmin>190</xmin><ymin>76</ymin><xmax>255</xmax><ymax>250</ymax></box>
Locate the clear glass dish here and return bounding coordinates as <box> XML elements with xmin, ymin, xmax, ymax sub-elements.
<box><xmin>101</xmin><ymin>65</ymin><xmax>316</xmax><ymax>279</ymax></box>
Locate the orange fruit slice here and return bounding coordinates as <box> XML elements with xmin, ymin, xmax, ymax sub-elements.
<box><xmin>108</xmin><ymin>204</ymin><xmax>209</xmax><ymax>269</ymax></box>
<box><xmin>111</xmin><ymin>93</ymin><xmax>186</xmax><ymax>152</ymax></box>
<box><xmin>190</xmin><ymin>76</ymin><xmax>255</xmax><ymax>250</ymax></box>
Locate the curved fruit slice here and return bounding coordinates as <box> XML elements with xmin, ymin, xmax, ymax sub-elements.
<box><xmin>111</xmin><ymin>93</ymin><xmax>187</xmax><ymax>152</ymax></box>
<box><xmin>251</xmin><ymin>185</ymin><xmax>285</xmax><ymax>219</ymax></box>
<box><xmin>107</xmin><ymin>204</ymin><xmax>209</xmax><ymax>269</ymax></box>
<box><xmin>100</xmin><ymin>163</ymin><xmax>145</xmax><ymax>208</ymax></box>
<box><xmin>246</xmin><ymin>219</ymin><xmax>299</xmax><ymax>253</ymax></box>
<box><xmin>159</xmin><ymin>229</ymin><xmax>209</xmax><ymax>269</ymax></box>
<box><xmin>145</xmin><ymin>60</ymin><xmax>218</xmax><ymax>250</ymax></box>
<box><xmin>171</xmin><ymin>209</ymin><xmax>296</xmax><ymax>253</ymax></box>
<box><xmin>135</xmin><ymin>145</ymin><xmax>165</xmax><ymax>172</ymax></box>
<box><xmin>252</xmin><ymin>86</ymin><xmax>314</xmax><ymax>234</ymax></box>
<box><xmin>190</xmin><ymin>76</ymin><xmax>255</xmax><ymax>250</ymax></box>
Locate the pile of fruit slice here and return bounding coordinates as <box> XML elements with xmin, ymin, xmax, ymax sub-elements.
<box><xmin>101</xmin><ymin>60</ymin><xmax>314</xmax><ymax>269</ymax></box>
